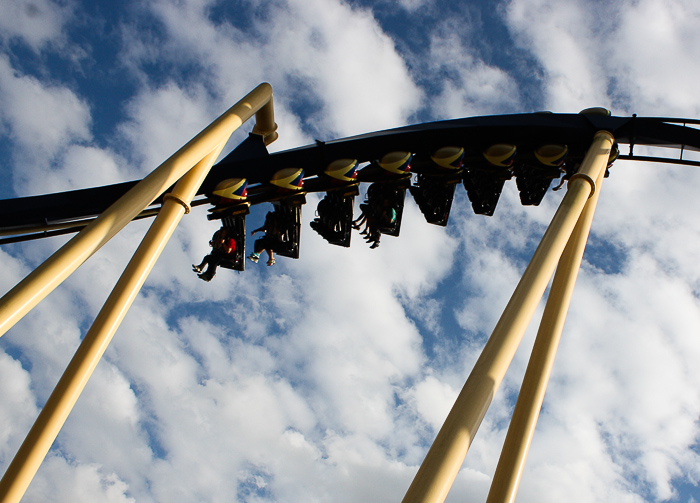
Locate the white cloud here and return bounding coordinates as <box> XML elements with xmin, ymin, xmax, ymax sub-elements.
<box><xmin>604</xmin><ymin>0</ymin><xmax>700</xmax><ymax>116</ymax></box>
<box><xmin>0</xmin><ymin>352</ymin><xmax>38</xmax><ymax>463</ymax></box>
<box><xmin>505</xmin><ymin>0</ymin><xmax>610</xmax><ymax>111</ymax></box>
<box><xmin>273</xmin><ymin>0</ymin><xmax>423</xmax><ymax>135</ymax></box>
<box><xmin>505</xmin><ymin>0</ymin><xmax>700</xmax><ymax>116</ymax></box>
<box><xmin>0</xmin><ymin>55</ymin><xmax>93</xmax><ymax>194</ymax></box>
<box><xmin>36</xmin><ymin>145</ymin><xmax>127</xmax><ymax>192</ymax></box>
<box><xmin>426</xmin><ymin>29</ymin><xmax>522</xmax><ymax>118</ymax></box>
<box><xmin>26</xmin><ymin>457</ymin><xmax>135</xmax><ymax>503</ymax></box>
<box><xmin>118</xmin><ymin>82</ymin><xmax>218</xmax><ymax>176</ymax></box>
<box><xmin>0</xmin><ymin>0</ymin><xmax>72</xmax><ymax>51</ymax></box>
<box><xmin>127</xmin><ymin>0</ymin><xmax>422</xmax><ymax>139</ymax></box>
<box><xmin>408</xmin><ymin>375</ymin><xmax>458</xmax><ymax>430</ymax></box>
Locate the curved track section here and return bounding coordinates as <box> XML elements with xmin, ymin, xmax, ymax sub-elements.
<box><xmin>1</xmin><ymin>113</ymin><xmax>699</xmax><ymax>242</ymax></box>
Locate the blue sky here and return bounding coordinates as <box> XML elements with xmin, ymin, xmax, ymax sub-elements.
<box><xmin>2</xmin><ymin>0</ymin><xmax>700</xmax><ymax>502</ymax></box>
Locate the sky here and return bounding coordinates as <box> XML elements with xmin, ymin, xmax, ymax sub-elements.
<box><xmin>1</xmin><ymin>0</ymin><xmax>700</xmax><ymax>502</ymax></box>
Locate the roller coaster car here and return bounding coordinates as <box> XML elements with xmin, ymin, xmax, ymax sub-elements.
<box><xmin>271</xmin><ymin>194</ymin><xmax>306</xmax><ymax>259</ymax></box>
<box><xmin>207</xmin><ymin>203</ymin><xmax>249</xmax><ymax>271</ymax></box>
<box><xmin>409</xmin><ymin>173</ymin><xmax>459</xmax><ymax>226</ymax></box>
<box><xmin>310</xmin><ymin>185</ymin><xmax>359</xmax><ymax>247</ymax></box>
<box><xmin>512</xmin><ymin>145</ymin><xmax>568</xmax><ymax>206</ymax></box>
<box><xmin>513</xmin><ymin>163</ymin><xmax>562</xmax><ymax>206</ymax></box>
<box><xmin>362</xmin><ymin>179</ymin><xmax>409</xmax><ymax>237</ymax></box>
<box><xmin>462</xmin><ymin>165</ymin><xmax>512</xmax><ymax>216</ymax></box>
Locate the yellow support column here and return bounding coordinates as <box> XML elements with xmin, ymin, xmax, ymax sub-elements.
<box><xmin>401</xmin><ymin>131</ymin><xmax>614</xmax><ymax>503</ymax></box>
<box><xmin>0</xmin><ymin>144</ymin><xmax>224</xmax><ymax>503</ymax></box>
<box><xmin>0</xmin><ymin>83</ymin><xmax>278</xmax><ymax>503</ymax></box>
<box><xmin>0</xmin><ymin>83</ymin><xmax>276</xmax><ymax>338</ymax></box>
<box><xmin>485</xmin><ymin>164</ymin><xmax>608</xmax><ymax>503</ymax></box>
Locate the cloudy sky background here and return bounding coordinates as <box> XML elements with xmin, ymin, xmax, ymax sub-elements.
<box><xmin>2</xmin><ymin>0</ymin><xmax>700</xmax><ymax>502</ymax></box>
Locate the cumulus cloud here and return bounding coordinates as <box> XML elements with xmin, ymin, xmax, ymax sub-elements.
<box><xmin>122</xmin><ymin>0</ymin><xmax>422</xmax><ymax>139</ymax></box>
<box><xmin>25</xmin><ymin>457</ymin><xmax>135</xmax><ymax>503</ymax></box>
<box><xmin>505</xmin><ymin>0</ymin><xmax>700</xmax><ymax>116</ymax></box>
<box><xmin>604</xmin><ymin>0</ymin><xmax>700</xmax><ymax>116</ymax></box>
<box><xmin>118</xmin><ymin>82</ymin><xmax>219</xmax><ymax>176</ymax></box>
<box><xmin>0</xmin><ymin>55</ymin><xmax>92</xmax><ymax>192</ymax></box>
<box><xmin>0</xmin><ymin>353</ymin><xmax>38</xmax><ymax>463</ymax></box>
<box><xmin>0</xmin><ymin>0</ymin><xmax>72</xmax><ymax>51</ymax></box>
<box><xmin>426</xmin><ymin>28</ymin><xmax>522</xmax><ymax>118</ymax></box>
<box><xmin>505</xmin><ymin>0</ymin><xmax>611</xmax><ymax>111</ymax></box>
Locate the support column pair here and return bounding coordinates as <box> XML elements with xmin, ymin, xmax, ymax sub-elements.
<box><xmin>0</xmin><ymin>83</ymin><xmax>277</xmax><ymax>503</ymax></box>
<box><xmin>402</xmin><ymin>131</ymin><xmax>615</xmax><ymax>503</ymax></box>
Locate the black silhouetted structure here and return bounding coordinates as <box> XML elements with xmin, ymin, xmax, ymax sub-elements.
<box><xmin>410</xmin><ymin>173</ymin><xmax>460</xmax><ymax>226</ymax></box>
<box><xmin>3</xmin><ymin>114</ymin><xmax>700</xmax><ymax>251</ymax></box>
<box><xmin>310</xmin><ymin>186</ymin><xmax>358</xmax><ymax>247</ymax></box>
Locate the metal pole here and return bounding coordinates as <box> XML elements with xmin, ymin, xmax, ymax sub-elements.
<box><xmin>0</xmin><ymin>143</ymin><xmax>225</xmax><ymax>503</ymax></box>
<box><xmin>401</xmin><ymin>131</ymin><xmax>614</xmax><ymax>503</ymax></box>
<box><xmin>0</xmin><ymin>83</ymin><xmax>276</xmax><ymax>338</ymax></box>
<box><xmin>485</xmin><ymin>164</ymin><xmax>608</xmax><ymax>503</ymax></box>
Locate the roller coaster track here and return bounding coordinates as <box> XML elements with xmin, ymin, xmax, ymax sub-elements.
<box><xmin>2</xmin><ymin>112</ymin><xmax>699</xmax><ymax>245</ymax></box>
